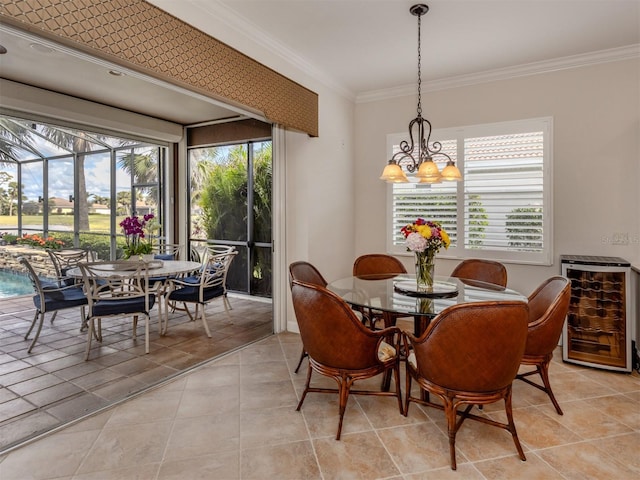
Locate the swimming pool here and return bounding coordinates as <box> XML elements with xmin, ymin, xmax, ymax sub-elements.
<box><xmin>0</xmin><ymin>270</ymin><xmax>33</xmax><ymax>298</ymax></box>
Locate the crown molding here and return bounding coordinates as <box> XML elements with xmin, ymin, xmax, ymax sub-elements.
<box><xmin>199</xmin><ymin>0</ymin><xmax>355</xmax><ymax>101</ymax></box>
<box><xmin>357</xmin><ymin>44</ymin><xmax>640</xmax><ymax>104</ymax></box>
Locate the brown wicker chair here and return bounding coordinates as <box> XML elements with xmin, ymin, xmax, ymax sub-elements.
<box><xmin>289</xmin><ymin>261</ymin><xmax>328</xmax><ymax>373</ymax></box>
<box><xmin>353</xmin><ymin>254</ymin><xmax>407</xmax><ymax>329</ymax></box>
<box><xmin>516</xmin><ymin>276</ymin><xmax>571</xmax><ymax>415</ymax></box>
<box><xmin>353</xmin><ymin>253</ymin><xmax>407</xmax><ymax>279</ymax></box>
<box><xmin>450</xmin><ymin>259</ymin><xmax>508</xmax><ymax>288</ymax></box>
<box><xmin>403</xmin><ymin>301</ymin><xmax>529</xmax><ymax>470</ymax></box>
<box><xmin>290</xmin><ymin>279</ymin><xmax>403</xmax><ymax>440</ymax></box>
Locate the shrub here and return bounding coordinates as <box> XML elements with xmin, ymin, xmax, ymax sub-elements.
<box><xmin>16</xmin><ymin>234</ymin><xmax>65</xmax><ymax>250</ymax></box>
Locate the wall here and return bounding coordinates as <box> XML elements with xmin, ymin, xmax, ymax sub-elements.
<box><xmin>170</xmin><ymin>4</ymin><xmax>359</xmax><ymax>331</ymax></box>
<box><xmin>354</xmin><ymin>58</ymin><xmax>640</xmax><ymax>295</ymax></box>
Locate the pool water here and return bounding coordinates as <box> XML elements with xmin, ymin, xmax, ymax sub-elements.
<box><xmin>0</xmin><ymin>270</ymin><xmax>33</xmax><ymax>298</ymax></box>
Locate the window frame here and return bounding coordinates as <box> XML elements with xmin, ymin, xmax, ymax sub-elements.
<box><xmin>386</xmin><ymin>117</ymin><xmax>553</xmax><ymax>266</ymax></box>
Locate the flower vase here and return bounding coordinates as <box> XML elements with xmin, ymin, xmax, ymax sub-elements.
<box><xmin>415</xmin><ymin>250</ymin><xmax>435</xmax><ymax>292</ymax></box>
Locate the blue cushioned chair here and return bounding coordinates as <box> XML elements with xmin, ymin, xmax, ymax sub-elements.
<box><xmin>79</xmin><ymin>261</ymin><xmax>156</xmax><ymax>360</ymax></box>
<box><xmin>152</xmin><ymin>242</ymin><xmax>183</xmax><ymax>261</ymax></box>
<box><xmin>162</xmin><ymin>250</ymin><xmax>237</xmax><ymax>337</ymax></box>
<box><xmin>19</xmin><ymin>256</ymin><xmax>88</xmax><ymax>353</ymax></box>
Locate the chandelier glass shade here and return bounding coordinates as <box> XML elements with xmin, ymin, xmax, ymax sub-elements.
<box><xmin>380</xmin><ymin>4</ymin><xmax>462</xmax><ymax>184</ymax></box>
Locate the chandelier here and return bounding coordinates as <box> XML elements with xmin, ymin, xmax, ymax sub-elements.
<box><xmin>380</xmin><ymin>4</ymin><xmax>462</xmax><ymax>184</ymax></box>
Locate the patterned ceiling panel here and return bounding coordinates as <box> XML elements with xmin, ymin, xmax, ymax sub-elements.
<box><xmin>0</xmin><ymin>0</ymin><xmax>319</xmax><ymax>136</ymax></box>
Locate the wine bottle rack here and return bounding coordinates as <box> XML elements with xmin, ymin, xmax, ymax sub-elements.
<box><xmin>561</xmin><ymin>255</ymin><xmax>632</xmax><ymax>372</ymax></box>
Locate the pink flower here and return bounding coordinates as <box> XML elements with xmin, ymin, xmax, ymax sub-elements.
<box><xmin>405</xmin><ymin>232</ymin><xmax>428</xmax><ymax>252</ymax></box>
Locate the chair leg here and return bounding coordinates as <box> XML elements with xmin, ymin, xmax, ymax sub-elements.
<box><xmin>199</xmin><ymin>304</ymin><xmax>212</xmax><ymax>338</ymax></box>
<box><xmin>26</xmin><ymin>311</ymin><xmax>46</xmax><ymax>354</ymax></box>
<box><xmin>296</xmin><ymin>363</ymin><xmax>313</xmax><ymax>412</ymax></box>
<box><xmin>505</xmin><ymin>387</ymin><xmax>526</xmax><ymax>461</ymax></box>
<box><xmin>294</xmin><ymin>348</ymin><xmax>308</xmax><ymax>374</ymax></box>
<box><xmin>24</xmin><ymin>310</ymin><xmax>39</xmax><ymax>340</ymax></box>
<box><xmin>144</xmin><ymin>314</ymin><xmax>150</xmax><ymax>354</ymax></box>
<box><xmin>79</xmin><ymin>306</ymin><xmax>88</xmax><ymax>332</ymax></box>
<box><xmin>538</xmin><ymin>361</ymin><xmax>563</xmax><ymax>415</ymax></box>
<box><xmin>404</xmin><ymin>368</ymin><xmax>412</xmax><ymax>416</ymax></box>
<box><xmin>49</xmin><ymin>311</ymin><xmax>58</xmax><ymax>324</ymax></box>
<box><xmin>222</xmin><ymin>293</ymin><xmax>233</xmax><ymax>312</ymax></box>
<box><xmin>336</xmin><ymin>375</ymin><xmax>354</xmax><ymax>440</ymax></box>
<box><xmin>393</xmin><ymin>362</ymin><xmax>404</xmax><ymax>415</ymax></box>
<box><xmin>443</xmin><ymin>397</ymin><xmax>459</xmax><ymax>470</ymax></box>
<box><xmin>132</xmin><ymin>315</ymin><xmax>138</xmax><ymax>340</ymax></box>
<box><xmin>85</xmin><ymin>319</ymin><xmax>94</xmax><ymax>360</ymax></box>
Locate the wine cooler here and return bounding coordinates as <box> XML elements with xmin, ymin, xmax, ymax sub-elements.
<box><xmin>561</xmin><ymin>255</ymin><xmax>632</xmax><ymax>372</ymax></box>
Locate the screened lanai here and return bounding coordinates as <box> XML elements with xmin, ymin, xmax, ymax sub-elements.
<box><xmin>0</xmin><ymin>114</ymin><xmax>166</xmax><ymax>260</ymax></box>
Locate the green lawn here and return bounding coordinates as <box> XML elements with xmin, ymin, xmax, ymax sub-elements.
<box><xmin>0</xmin><ymin>215</ymin><xmax>115</xmax><ymax>232</ymax></box>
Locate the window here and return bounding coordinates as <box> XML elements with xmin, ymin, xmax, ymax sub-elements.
<box><xmin>0</xmin><ymin>114</ymin><xmax>167</xmax><ymax>260</ymax></box>
<box><xmin>387</xmin><ymin>117</ymin><xmax>552</xmax><ymax>265</ymax></box>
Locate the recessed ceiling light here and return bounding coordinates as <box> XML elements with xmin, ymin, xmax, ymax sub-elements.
<box><xmin>29</xmin><ymin>42</ymin><xmax>54</xmax><ymax>54</ymax></box>
<box><xmin>108</xmin><ymin>70</ymin><xmax>124</xmax><ymax>76</ymax></box>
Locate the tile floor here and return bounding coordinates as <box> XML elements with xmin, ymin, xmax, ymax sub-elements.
<box><xmin>0</xmin><ymin>330</ymin><xmax>638</xmax><ymax>479</ymax></box>
<box><xmin>0</xmin><ymin>293</ymin><xmax>273</xmax><ymax>452</ymax></box>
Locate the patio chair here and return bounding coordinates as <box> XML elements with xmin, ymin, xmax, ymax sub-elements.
<box><xmin>47</xmin><ymin>248</ymin><xmax>96</xmax><ymax>287</ymax></box>
<box><xmin>162</xmin><ymin>250</ymin><xmax>237</xmax><ymax>337</ymax></box>
<box><xmin>19</xmin><ymin>256</ymin><xmax>88</xmax><ymax>353</ymax></box>
<box><xmin>79</xmin><ymin>260</ymin><xmax>156</xmax><ymax>360</ymax></box>
<box><xmin>152</xmin><ymin>242</ymin><xmax>183</xmax><ymax>261</ymax></box>
<box><xmin>46</xmin><ymin>248</ymin><xmax>96</xmax><ymax>326</ymax></box>
<box><xmin>403</xmin><ymin>300</ymin><xmax>529</xmax><ymax>470</ymax></box>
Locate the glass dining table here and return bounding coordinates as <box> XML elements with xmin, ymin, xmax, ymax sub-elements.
<box><xmin>327</xmin><ymin>273</ymin><xmax>528</xmax><ymax>336</ymax></box>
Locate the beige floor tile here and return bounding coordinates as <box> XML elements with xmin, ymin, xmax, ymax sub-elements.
<box><xmin>184</xmin><ymin>363</ymin><xmax>240</xmax><ymax>390</ymax></box>
<box><xmin>105</xmin><ymin>389</ymin><xmax>183</xmax><ymax>426</ymax></box>
<box><xmin>490</xmin><ymin>405</ymin><xmax>581</xmax><ymax>450</ymax></box>
<box><xmin>314</xmin><ymin>431</ymin><xmax>400</xmax><ymax>480</ymax></box>
<box><xmin>378</xmin><ymin>422</ymin><xmax>455</xmax><ymax>473</ymax></box>
<box><xmin>158</xmin><ymin>451</ymin><xmax>239</xmax><ymax>480</ymax></box>
<box><xmin>163</xmin><ymin>413</ymin><xmax>240</xmax><ymax>460</ymax></box>
<box><xmin>588</xmin><ymin>431</ymin><xmax>640</xmax><ymax>474</ymax></box>
<box><xmin>586</xmin><ymin>393</ymin><xmax>640</xmax><ymax>429</ymax></box>
<box><xmin>541</xmin><ymin>398</ymin><xmax>634</xmax><ymax>439</ymax></box>
<box><xmin>473</xmin><ymin>452</ymin><xmax>563</xmax><ymax>479</ymax></box>
<box><xmin>0</xmin><ymin>330</ymin><xmax>638</xmax><ymax>479</ymax></box>
<box><xmin>72</xmin><ymin>462</ymin><xmax>161</xmax><ymax>479</ymax></box>
<box><xmin>0</xmin><ymin>429</ymin><xmax>101</xmax><ymax>480</ymax></box>
<box><xmin>300</xmin><ymin>395</ymin><xmax>372</xmax><ymax>439</ymax></box>
<box><xmin>537</xmin><ymin>441</ymin><xmax>637</xmax><ymax>480</ymax></box>
<box><xmin>239</xmin><ymin>405</ymin><xmax>309</xmax><ymax>449</ymax></box>
<box><xmin>76</xmin><ymin>421</ymin><xmax>172</xmax><ymax>475</ymax></box>
<box><xmin>241</xmin><ymin>440</ymin><xmax>320</xmax><ymax>479</ymax></box>
<box><xmin>405</xmin><ymin>463</ymin><xmax>485</xmax><ymax>479</ymax></box>
<box><xmin>355</xmin><ymin>394</ymin><xmax>413</xmax><ymax>429</ymax></box>
<box><xmin>175</xmin><ymin>386</ymin><xmax>240</xmax><ymax>418</ymax></box>
<box><xmin>240</xmin><ymin>379</ymin><xmax>297</xmax><ymax>411</ymax></box>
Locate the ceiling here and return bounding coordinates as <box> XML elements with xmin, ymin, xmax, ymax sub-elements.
<box><xmin>0</xmin><ymin>0</ymin><xmax>639</xmax><ymax>126</ymax></box>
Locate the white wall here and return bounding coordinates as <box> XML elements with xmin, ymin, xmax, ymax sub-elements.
<box><xmin>173</xmin><ymin>6</ymin><xmax>359</xmax><ymax>331</ymax></box>
<box><xmin>355</xmin><ymin>58</ymin><xmax>640</xmax><ymax>295</ymax></box>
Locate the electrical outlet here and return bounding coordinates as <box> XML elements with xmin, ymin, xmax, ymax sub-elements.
<box><xmin>611</xmin><ymin>232</ymin><xmax>630</xmax><ymax>245</ymax></box>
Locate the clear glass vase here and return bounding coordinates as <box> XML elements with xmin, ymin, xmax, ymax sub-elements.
<box><xmin>415</xmin><ymin>250</ymin><xmax>435</xmax><ymax>292</ymax></box>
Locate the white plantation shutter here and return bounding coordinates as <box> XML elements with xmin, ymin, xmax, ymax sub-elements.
<box><xmin>387</xmin><ymin>118</ymin><xmax>552</xmax><ymax>265</ymax></box>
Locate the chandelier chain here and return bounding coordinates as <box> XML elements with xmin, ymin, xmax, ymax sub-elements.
<box><xmin>416</xmin><ymin>13</ymin><xmax>422</xmax><ymax>117</ymax></box>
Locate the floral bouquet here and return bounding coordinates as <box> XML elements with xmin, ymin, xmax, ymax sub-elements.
<box><xmin>400</xmin><ymin>218</ymin><xmax>450</xmax><ymax>290</ymax></box>
<box><xmin>120</xmin><ymin>213</ymin><xmax>156</xmax><ymax>259</ymax></box>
